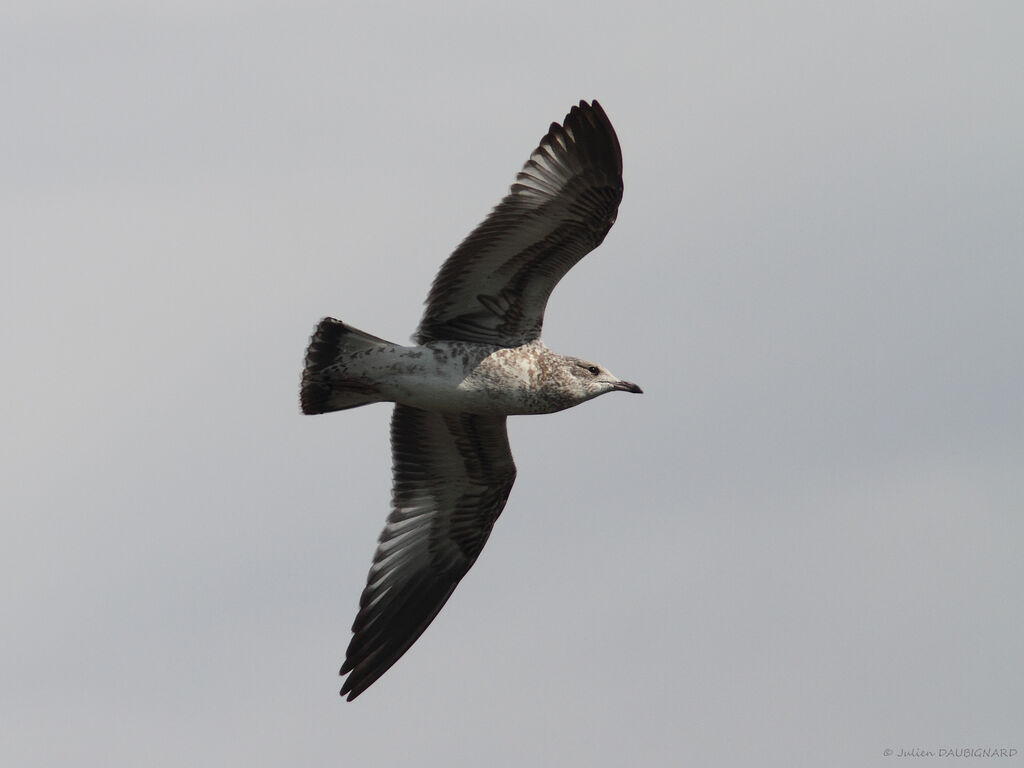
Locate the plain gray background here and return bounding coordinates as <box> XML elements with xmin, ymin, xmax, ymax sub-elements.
<box><xmin>4</xmin><ymin>2</ymin><xmax>1022</xmax><ymax>766</ymax></box>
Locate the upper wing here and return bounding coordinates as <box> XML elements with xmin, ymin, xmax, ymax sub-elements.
<box><xmin>415</xmin><ymin>100</ymin><xmax>623</xmax><ymax>347</ymax></box>
<box><xmin>339</xmin><ymin>405</ymin><xmax>517</xmax><ymax>700</ymax></box>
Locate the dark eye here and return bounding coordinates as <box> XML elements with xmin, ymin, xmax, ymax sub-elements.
<box><xmin>587</xmin><ymin>366</ymin><xmax>599</xmax><ymax>375</ymax></box>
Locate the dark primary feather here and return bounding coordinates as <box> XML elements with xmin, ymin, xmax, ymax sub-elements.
<box><xmin>415</xmin><ymin>100</ymin><xmax>623</xmax><ymax>347</ymax></box>
<box><xmin>339</xmin><ymin>405</ymin><xmax>517</xmax><ymax>700</ymax></box>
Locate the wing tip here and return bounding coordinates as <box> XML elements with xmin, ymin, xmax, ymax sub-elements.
<box><xmin>562</xmin><ymin>99</ymin><xmax>622</xmax><ymax>174</ymax></box>
<box><xmin>339</xmin><ymin>654</ymin><xmax>381</xmax><ymax>701</ymax></box>
<box><xmin>339</xmin><ymin>670</ymin><xmax>364</xmax><ymax>701</ymax></box>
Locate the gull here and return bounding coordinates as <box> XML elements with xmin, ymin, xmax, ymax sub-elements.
<box><xmin>300</xmin><ymin>100</ymin><xmax>641</xmax><ymax>700</ymax></box>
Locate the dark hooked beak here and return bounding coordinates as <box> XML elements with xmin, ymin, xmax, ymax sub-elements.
<box><xmin>613</xmin><ymin>380</ymin><xmax>643</xmax><ymax>394</ymax></box>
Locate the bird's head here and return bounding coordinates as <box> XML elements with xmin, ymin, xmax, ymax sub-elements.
<box><xmin>563</xmin><ymin>357</ymin><xmax>643</xmax><ymax>401</ymax></box>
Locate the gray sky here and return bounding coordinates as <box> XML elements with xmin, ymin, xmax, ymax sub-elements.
<box><xmin>3</xmin><ymin>2</ymin><xmax>1022</xmax><ymax>766</ymax></box>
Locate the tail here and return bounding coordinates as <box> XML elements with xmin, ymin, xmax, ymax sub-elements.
<box><xmin>300</xmin><ymin>318</ymin><xmax>394</xmax><ymax>414</ymax></box>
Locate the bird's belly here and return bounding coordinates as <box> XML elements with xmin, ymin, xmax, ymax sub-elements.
<box><xmin>384</xmin><ymin>372</ymin><xmax>543</xmax><ymax>415</ymax></box>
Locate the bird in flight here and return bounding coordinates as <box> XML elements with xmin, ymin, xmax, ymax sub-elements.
<box><xmin>301</xmin><ymin>100</ymin><xmax>641</xmax><ymax>700</ymax></box>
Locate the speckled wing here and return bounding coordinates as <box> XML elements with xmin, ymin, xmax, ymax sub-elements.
<box><xmin>415</xmin><ymin>100</ymin><xmax>623</xmax><ymax>347</ymax></box>
<box><xmin>339</xmin><ymin>405</ymin><xmax>517</xmax><ymax>700</ymax></box>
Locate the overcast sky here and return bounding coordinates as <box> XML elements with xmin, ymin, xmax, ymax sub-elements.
<box><xmin>3</xmin><ymin>2</ymin><xmax>1022</xmax><ymax>766</ymax></box>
